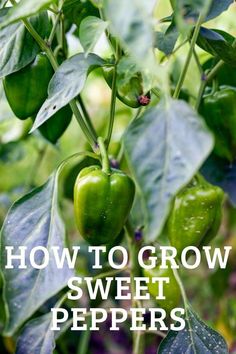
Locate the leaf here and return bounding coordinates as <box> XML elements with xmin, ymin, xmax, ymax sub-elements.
<box><xmin>0</xmin><ymin>10</ymin><xmax>50</xmax><ymax>78</ymax></box>
<box><xmin>79</xmin><ymin>16</ymin><xmax>108</xmax><ymax>55</ymax></box>
<box><xmin>88</xmin><ymin>0</ymin><xmax>103</xmax><ymax>8</ymax></box>
<box><xmin>0</xmin><ymin>0</ymin><xmax>6</xmax><ymax>9</ymax></box>
<box><xmin>63</xmin><ymin>0</ymin><xmax>99</xmax><ymax>31</ymax></box>
<box><xmin>173</xmin><ymin>0</ymin><xmax>233</xmax><ymax>34</ymax></box>
<box><xmin>31</xmin><ymin>53</ymin><xmax>106</xmax><ymax>132</ymax></box>
<box><xmin>0</xmin><ymin>275</ymin><xmax>5</xmax><ymax>331</ymax></box>
<box><xmin>0</xmin><ymin>0</ymin><xmax>56</xmax><ymax>28</ymax></box>
<box><xmin>206</xmin><ymin>0</ymin><xmax>234</xmax><ymax>21</ymax></box>
<box><xmin>201</xmin><ymin>153</ymin><xmax>236</xmax><ymax>207</ymax></box>
<box><xmin>0</xmin><ymin>141</ymin><xmax>25</xmax><ymax>164</ymax></box>
<box><xmin>197</xmin><ymin>28</ymin><xmax>236</xmax><ymax>67</ymax></box>
<box><xmin>158</xmin><ymin>306</ymin><xmax>229</xmax><ymax>354</ymax></box>
<box><xmin>16</xmin><ymin>312</ymin><xmax>73</xmax><ymax>354</ymax></box>
<box><xmin>15</xmin><ymin>314</ymin><xmax>56</xmax><ymax>354</ymax></box>
<box><xmin>0</xmin><ymin>173</ymin><xmax>74</xmax><ymax>335</ymax></box>
<box><xmin>155</xmin><ymin>22</ymin><xmax>179</xmax><ymax>55</ymax></box>
<box><xmin>174</xmin><ymin>0</ymin><xmax>233</xmax><ymax>23</ymax></box>
<box><xmin>103</xmin><ymin>0</ymin><xmax>156</xmax><ymax>69</ymax></box>
<box><xmin>123</xmin><ymin>99</ymin><xmax>214</xmax><ymax>241</ymax></box>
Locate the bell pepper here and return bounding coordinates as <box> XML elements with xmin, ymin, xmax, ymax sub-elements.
<box><xmin>167</xmin><ymin>174</ymin><xmax>224</xmax><ymax>256</ymax></box>
<box><xmin>200</xmin><ymin>86</ymin><xmax>236</xmax><ymax>161</ymax></box>
<box><xmin>3</xmin><ymin>52</ymin><xmax>72</xmax><ymax>143</ymax></box>
<box><xmin>3</xmin><ymin>53</ymin><xmax>54</xmax><ymax>120</ymax></box>
<box><xmin>74</xmin><ymin>165</ymin><xmax>135</xmax><ymax>245</ymax></box>
<box><xmin>31</xmin><ymin>105</ymin><xmax>72</xmax><ymax>144</ymax></box>
<box><xmin>144</xmin><ymin>264</ymin><xmax>181</xmax><ymax>312</ymax></box>
<box><xmin>103</xmin><ymin>67</ymin><xmax>150</xmax><ymax>108</ymax></box>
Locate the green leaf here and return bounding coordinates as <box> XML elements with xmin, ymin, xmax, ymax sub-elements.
<box><xmin>15</xmin><ymin>314</ymin><xmax>56</xmax><ymax>354</ymax></box>
<box><xmin>0</xmin><ymin>0</ymin><xmax>6</xmax><ymax>9</ymax></box>
<box><xmin>0</xmin><ymin>0</ymin><xmax>56</xmax><ymax>28</ymax></box>
<box><xmin>31</xmin><ymin>53</ymin><xmax>106</xmax><ymax>132</ymax></box>
<box><xmin>88</xmin><ymin>0</ymin><xmax>103</xmax><ymax>8</ymax></box>
<box><xmin>155</xmin><ymin>22</ymin><xmax>179</xmax><ymax>55</ymax></box>
<box><xmin>0</xmin><ymin>10</ymin><xmax>50</xmax><ymax>78</ymax></box>
<box><xmin>123</xmin><ymin>99</ymin><xmax>214</xmax><ymax>241</ymax></box>
<box><xmin>158</xmin><ymin>306</ymin><xmax>229</xmax><ymax>353</ymax></box>
<box><xmin>63</xmin><ymin>0</ymin><xmax>99</xmax><ymax>31</ymax></box>
<box><xmin>0</xmin><ymin>275</ymin><xmax>5</xmax><ymax>331</ymax></box>
<box><xmin>0</xmin><ymin>173</ymin><xmax>74</xmax><ymax>335</ymax></box>
<box><xmin>197</xmin><ymin>28</ymin><xmax>236</xmax><ymax>67</ymax></box>
<box><xmin>0</xmin><ymin>141</ymin><xmax>25</xmax><ymax>164</ymax></box>
<box><xmin>104</xmin><ymin>0</ymin><xmax>156</xmax><ymax>69</ymax></box>
<box><xmin>79</xmin><ymin>16</ymin><xmax>108</xmax><ymax>55</ymax></box>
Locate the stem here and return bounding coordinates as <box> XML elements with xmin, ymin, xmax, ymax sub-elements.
<box><xmin>60</xmin><ymin>13</ymin><xmax>67</xmax><ymax>55</ymax></box>
<box><xmin>151</xmin><ymin>88</ymin><xmax>161</xmax><ymax>100</ymax></box>
<box><xmin>106</xmin><ymin>62</ymin><xmax>117</xmax><ymax>147</ymax></box>
<box><xmin>77</xmin><ymin>316</ymin><xmax>92</xmax><ymax>354</ymax></box>
<box><xmin>173</xmin><ymin>13</ymin><xmax>205</xmax><ymax>99</ymax></box>
<box><xmin>172</xmin><ymin>267</ymin><xmax>188</xmax><ymax>308</ymax></box>
<box><xmin>194</xmin><ymin>78</ymin><xmax>206</xmax><ymax>110</ymax></box>
<box><xmin>192</xmin><ymin>47</ymin><xmax>203</xmax><ymax>75</ymax></box>
<box><xmin>69</xmin><ymin>100</ymin><xmax>96</xmax><ymax>148</ymax></box>
<box><xmin>195</xmin><ymin>31</ymin><xmax>236</xmax><ymax>110</ymax></box>
<box><xmin>48</xmin><ymin>11</ymin><xmax>62</xmax><ymax>46</ymax></box>
<box><xmin>98</xmin><ymin>137</ymin><xmax>111</xmax><ymax>174</ymax></box>
<box><xmin>78</xmin><ymin>95</ymin><xmax>97</xmax><ymax>140</ymax></box>
<box><xmin>125</xmin><ymin>220</ymin><xmax>144</xmax><ymax>354</ymax></box>
<box><xmin>99</xmin><ymin>8</ymin><xmax>116</xmax><ymax>56</ymax></box>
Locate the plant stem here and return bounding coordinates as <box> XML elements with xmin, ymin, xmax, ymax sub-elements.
<box><xmin>125</xmin><ymin>220</ymin><xmax>144</xmax><ymax>354</ymax></box>
<box><xmin>106</xmin><ymin>66</ymin><xmax>117</xmax><ymax>147</ymax></box>
<box><xmin>77</xmin><ymin>316</ymin><xmax>92</xmax><ymax>354</ymax></box>
<box><xmin>172</xmin><ymin>267</ymin><xmax>188</xmax><ymax>309</ymax></box>
<box><xmin>195</xmin><ymin>29</ymin><xmax>236</xmax><ymax>110</ymax></box>
<box><xmin>9</xmin><ymin>0</ymin><xmax>97</xmax><ymax>149</ymax></box>
<box><xmin>173</xmin><ymin>13</ymin><xmax>205</xmax><ymax>99</ymax></box>
<box><xmin>48</xmin><ymin>9</ymin><xmax>62</xmax><ymax>46</ymax></box>
<box><xmin>98</xmin><ymin>137</ymin><xmax>111</xmax><ymax>174</ymax></box>
<box><xmin>78</xmin><ymin>95</ymin><xmax>97</xmax><ymax>140</ymax></box>
<box><xmin>192</xmin><ymin>47</ymin><xmax>203</xmax><ymax>75</ymax></box>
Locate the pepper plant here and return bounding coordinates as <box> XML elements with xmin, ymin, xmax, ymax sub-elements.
<box><xmin>0</xmin><ymin>0</ymin><xmax>236</xmax><ymax>353</ymax></box>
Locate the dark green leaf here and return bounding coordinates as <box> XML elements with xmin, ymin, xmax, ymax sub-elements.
<box><xmin>0</xmin><ymin>173</ymin><xmax>74</xmax><ymax>335</ymax></box>
<box><xmin>124</xmin><ymin>99</ymin><xmax>213</xmax><ymax>241</ymax></box>
<box><xmin>173</xmin><ymin>0</ymin><xmax>233</xmax><ymax>33</ymax></box>
<box><xmin>197</xmin><ymin>28</ymin><xmax>236</xmax><ymax>67</ymax></box>
<box><xmin>158</xmin><ymin>307</ymin><xmax>229</xmax><ymax>354</ymax></box>
<box><xmin>206</xmin><ymin>0</ymin><xmax>234</xmax><ymax>21</ymax></box>
<box><xmin>63</xmin><ymin>0</ymin><xmax>99</xmax><ymax>30</ymax></box>
<box><xmin>0</xmin><ymin>10</ymin><xmax>51</xmax><ymax>78</ymax></box>
<box><xmin>31</xmin><ymin>53</ymin><xmax>106</xmax><ymax>132</ymax></box>
<box><xmin>0</xmin><ymin>0</ymin><xmax>56</xmax><ymax>28</ymax></box>
<box><xmin>201</xmin><ymin>153</ymin><xmax>236</xmax><ymax>207</ymax></box>
<box><xmin>174</xmin><ymin>0</ymin><xmax>233</xmax><ymax>23</ymax></box>
<box><xmin>203</xmin><ymin>58</ymin><xmax>236</xmax><ymax>87</ymax></box>
<box><xmin>155</xmin><ymin>23</ymin><xmax>179</xmax><ymax>55</ymax></box>
<box><xmin>0</xmin><ymin>141</ymin><xmax>25</xmax><ymax>164</ymax></box>
<box><xmin>15</xmin><ymin>314</ymin><xmax>55</xmax><ymax>354</ymax></box>
<box><xmin>79</xmin><ymin>16</ymin><xmax>108</xmax><ymax>55</ymax></box>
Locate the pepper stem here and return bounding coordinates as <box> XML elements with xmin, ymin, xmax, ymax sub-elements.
<box><xmin>98</xmin><ymin>137</ymin><xmax>111</xmax><ymax>174</ymax></box>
